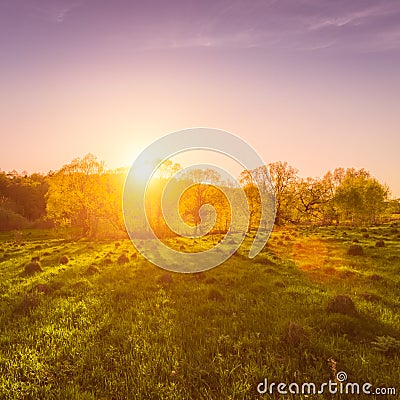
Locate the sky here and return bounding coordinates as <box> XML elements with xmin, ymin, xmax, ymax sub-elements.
<box><xmin>1</xmin><ymin>0</ymin><xmax>399</xmax><ymax>196</ymax></box>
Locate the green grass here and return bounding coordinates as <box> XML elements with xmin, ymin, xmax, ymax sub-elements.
<box><xmin>0</xmin><ymin>225</ymin><xmax>399</xmax><ymax>399</ymax></box>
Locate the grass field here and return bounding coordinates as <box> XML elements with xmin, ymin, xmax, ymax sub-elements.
<box><xmin>0</xmin><ymin>224</ymin><xmax>399</xmax><ymax>399</ymax></box>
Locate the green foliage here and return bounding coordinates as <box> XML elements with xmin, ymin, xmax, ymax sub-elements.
<box><xmin>241</xmin><ymin>165</ymin><xmax>391</xmax><ymax>227</ymax></box>
<box><xmin>2</xmin><ymin>156</ymin><xmax>396</xmax><ymax>240</ymax></box>
<box><xmin>0</xmin><ymin>225</ymin><xmax>399</xmax><ymax>399</ymax></box>
<box><xmin>46</xmin><ymin>154</ymin><xmax>125</xmax><ymax>237</ymax></box>
<box><xmin>0</xmin><ymin>171</ymin><xmax>48</xmax><ymax>230</ymax></box>
<box><xmin>334</xmin><ymin>170</ymin><xmax>388</xmax><ymax>225</ymax></box>
<box><xmin>0</xmin><ymin>206</ymin><xmax>29</xmax><ymax>231</ymax></box>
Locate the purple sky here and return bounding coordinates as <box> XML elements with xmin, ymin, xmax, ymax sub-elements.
<box><xmin>1</xmin><ymin>0</ymin><xmax>399</xmax><ymax>196</ymax></box>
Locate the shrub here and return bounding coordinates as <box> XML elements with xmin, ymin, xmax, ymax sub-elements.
<box><xmin>326</xmin><ymin>295</ymin><xmax>357</xmax><ymax>316</ymax></box>
<box><xmin>363</xmin><ymin>233</ymin><xmax>370</xmax><ymax>238</ymax></box>
<box><xmin>375</xmin><ymin>240</ymin><xmax>385</xmax><ymax>247</ymax></box>
<box><xmin>208</xmin><ymin>288</ymin><xmax>224</xmax><ymax>301</ymax></box>
<box><xmin>16</xmin><ymin>292</ymin><xmax>40</xmax><ymax>314</ymax></box>
<box><xmin>24</xmin><ymin>261</ymin><xmax>43</xmax><ymax>275</ymax></box>
<box><xmin>32</xmin><ymin>283</ymin><xmax>51</xmax><ymax>294</ymax></box>
<box><xmin>60</xmin><ymin>255</ymin><xmax>69</xmax><ymax>264</ymax></box>
<box><xmin>347</xmin><ymin>245</ymin><xmax>364</xmax><ymax>256</ymax></box>
<box><xmin>85</xmin><ymin>265</ymin><xmax>100</xmax><ymax>275</ymax></box>
<box><xmin>103</xmin><ymin>258</ymin><xmax>112</xmax><ymax>265</ymax></box>
<box><xmin>117</xmin><ymin>254</ymin><xmax>129</xmax><ymax>264</ymax></box>
<box><xmin>0</xmin><ymin>207</ymin><xmax>29</xmax><ymax>231</ymax></box>
<box><xmin>157</xmin><ymin>272</ymin><xmax>173</xmax><ymax>285</ymax></box>
<box><xmin>193</xmin><ymin>272</ymin><xmax>206</xmax><ymax>281</ymax></box>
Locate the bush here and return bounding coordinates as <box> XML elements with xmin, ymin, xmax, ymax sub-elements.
<box><xmin>118</xmin><ymin>254</ymin><xmax>129</xmax><ymax>264</ymax></box>
<box><xmin>208</xmin><ymin>288</ymin><xmax>224</xmax><ymax>301</ymax></box>
<box><xmin>191</xmin><ymin>272</ymin><xmax>205</xmax><ymax>281</ymax></box>
<box><xmin>327</xmin><ymin>295</ymin><xmax>357</xmax><ymax>316</ymax></box>
<box><xmin>0</xmin><ymin>207</ymin><xmax>29</xmax><ymax>231</ymax></box>
<box><xmin>375</xmin><ymin>240</ymin><xmax>385</xmax><ymax>247</ymax></box>
<box><xmin>157</xmin><ymin>272</ymin><xmax>173</xmax><ymax>285</ymax></box>
<box><xmin>24</xmin><ymin>261</ymin><xmax>43</xmax><ymax>275</ymax></box>
<box><xmin>30</xmin><ymin>218</ymin><xmax>54</xmax><ymax>229</ymax></box>
<box><xmin>16</xmin><ymin>292</ymin><xmax>40</xmax><ymax>314</ymax></box>
<box><xmin>60</xmin><ymin>255</ymin><xmax>69</xmax><ymax>264</ymax></box>
<box><xmin>85</xmin><ymin>265</ymin><xmax>100</xmax><ymax>275</ymax></box>
<box><xmin>347</xmin><ymin>245</ymin><xmax>364</xmax><ymax>256</ymax></box>
<box><xmin>31</xmin><ymin>283</ymin><xmax>51</xmax><ymax>294</ymax></box>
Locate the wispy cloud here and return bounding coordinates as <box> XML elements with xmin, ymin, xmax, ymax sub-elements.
<box><xmin>308</xmin><ymin>2</ymin><xmax>400</xmax><ymax>31</ymax></box>
<box><xmin>23</xmin><ymin>0</ymin><xmax>85</xmax><ymax>24</ymax></box>
<box><xmin>141</xmin><ymin>0</ymin><xmax>400</xmax><ymax>53</ymax></box>
<box><xmin>7</xmin><ymin>0</ymin><xmax>400</xmax><ymax>53</ymax></box>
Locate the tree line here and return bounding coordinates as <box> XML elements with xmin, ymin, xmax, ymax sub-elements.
<box><xmin>240</xmin><ymin>162</ymin><xmax>399</xmax><ymax>227</ymax></box>
<box><xmin>0</xmin><ymin>154</ymin><xmax>399</xmax><ymax>235</ymax></box>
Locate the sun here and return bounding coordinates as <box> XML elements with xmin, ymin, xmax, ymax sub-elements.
<box><xmin>134</xmin><ymin>159</ymin><xmax>156</xmax><ymax>184</ymax></box>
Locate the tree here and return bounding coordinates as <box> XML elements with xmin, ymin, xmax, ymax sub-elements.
<box><xmin>179</xmin><ymin>168</ymin><xmax>224</xmax><ymax>235</ymax></box>
<box><xmin>0</xmin><ymin>170</ymin><xmax>49</xmax><ymax>227</ymax></box>
<box><xmin>239</xmin><ymin>169</ymin><xmax>261</xmax><ymax>232</ymax></box>
<box><xmin>295</xmin><ymin>177</ymin><xmax>333</xmax><ymax>223</ymax></box>
<box><xmin>268</xmin><ymin>162</ymin><xmax>298</xmax><ymax>225</ymax></box>
<box><xmin>334</xmin><ymin>170</ymin><xmax>388</xmax><ymax>225</ymax></box>
<box><xmin>386</xmin><ymin>198</ymin><xmax>400</xmax><ymax>217</ymax></box>
<box><xmin>46</xmin><ymin>154</ymin><xmax>107</xmax><ymax>236</ymax></box>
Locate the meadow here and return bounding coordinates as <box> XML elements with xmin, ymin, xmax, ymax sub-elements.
<box><xmin>0</xmin><ymin>224</ymin><xmax>399</xmax><ymax>399</ymax></box>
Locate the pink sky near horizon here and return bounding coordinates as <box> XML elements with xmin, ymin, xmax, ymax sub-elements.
<box><xmin>1</xmin><ymin>1</ymin><xmax>399</xmax><ymax>197</ymax></box>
